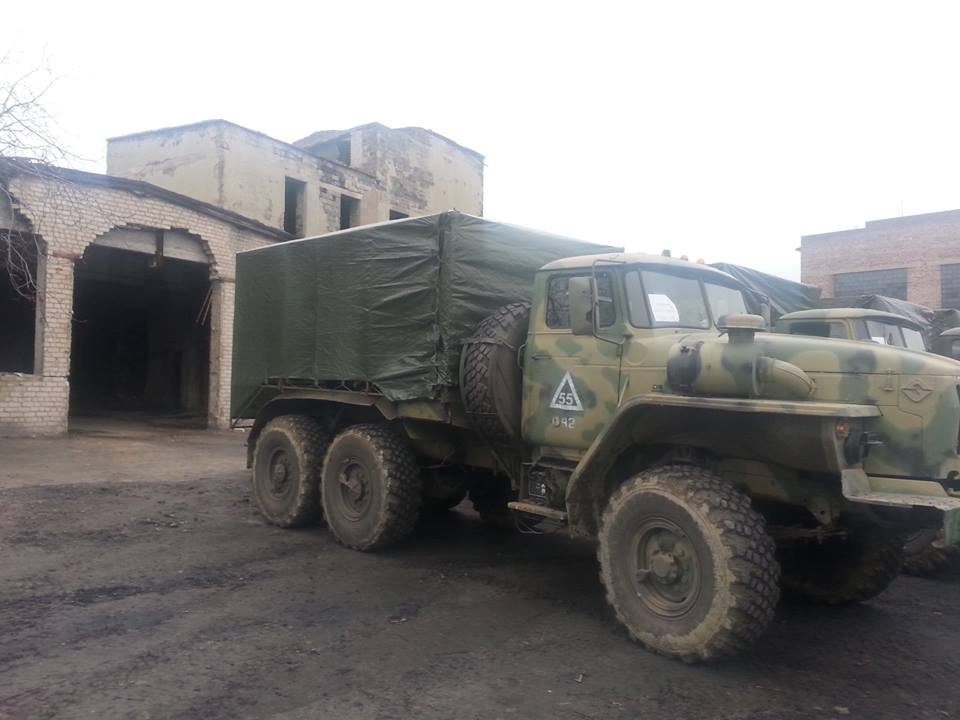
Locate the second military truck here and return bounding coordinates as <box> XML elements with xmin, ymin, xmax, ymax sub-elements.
<box><xmin>232</xmin><ymin>212</ymin><xmax>960</xmax><ymax>662</ymax></box>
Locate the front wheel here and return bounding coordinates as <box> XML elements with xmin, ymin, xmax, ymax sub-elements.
<box><xmin>321</xmin><ymin>424</ymin><xmax>422</xmax><ymax>551</ymax></box>
<box><xmin>597</xmin><ymin>465</ymin><xmax>780</xmax><ymax>662</ymax></box>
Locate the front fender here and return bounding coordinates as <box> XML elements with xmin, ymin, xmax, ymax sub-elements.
<box><xmin>564</xmin><ymin>393</ymin><xmax>881</xmax><ymax>536</ymax></box>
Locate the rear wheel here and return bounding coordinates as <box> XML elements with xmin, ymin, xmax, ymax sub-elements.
<box><xmin>597</xmin><ymin>465</ymin><xmax>780</xmax><ymax>662</ymax></box>
<box><xmin>321</xmin><ymin>424</ymin><xmax>422</xmax><ymax>551</ymax></box>
<box><xmin>779</xmin><ymin>525</ymin><xmax>904</xmax><ymax>604</ymax></box>
<box><xmin>252</xmin><ymin>415</ymin><xmax>329</xmax><ymax>528</ymax></box>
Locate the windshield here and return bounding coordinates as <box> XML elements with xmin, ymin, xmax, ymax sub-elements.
<box><xmin>855</xmin><ymin>319</ymin><xmax>927</xmax><ymax>350</ymax></box>
<box><xmin>625</xmin><ymin>269</ymin><xmax>747</xmax><ymax>329</ymax></box>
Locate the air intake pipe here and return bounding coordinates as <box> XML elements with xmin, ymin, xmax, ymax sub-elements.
<box><xmin>666</xmin><ymin>314</ymin><xmax>815</xmax><ymax>400</ymax></box>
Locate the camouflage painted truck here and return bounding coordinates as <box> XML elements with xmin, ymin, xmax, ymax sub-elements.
<box><xmin>775</xmin><ymin>307</ymin><xmax>960</xmax><ymax>576</ymax></box>
<box><xmin>232</xmin><ymin>212</ymin><xmax>960</xmax><ymax>662</ymax></box>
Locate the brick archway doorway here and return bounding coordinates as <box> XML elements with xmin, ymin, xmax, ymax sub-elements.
<box><xmin>69</xmin><ymin>229</ymin><xmax>212</xmax><ymax>426</ymax></box>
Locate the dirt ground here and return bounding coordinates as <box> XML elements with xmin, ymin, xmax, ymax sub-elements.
<box><xmin>1</xmin><ymin>419</ymin><xmax>959</xmax><ymax>720</ymax></box>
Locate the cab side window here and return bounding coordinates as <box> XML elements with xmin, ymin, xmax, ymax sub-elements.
<box><xmin>545</xmin><ymin>273</ymin><xmax>615</xmax><ymax>329</ymax></box>
<box><xmin>788</xmin><ymin>321</ymin><xmax>844</xmax><ymax>339</ymax></box>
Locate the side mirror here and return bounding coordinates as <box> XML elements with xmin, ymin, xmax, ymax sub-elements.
<box><xmin>568</xmin><ymin>276</ymin><xmax>594</xmax><ymax>336</ymax></box>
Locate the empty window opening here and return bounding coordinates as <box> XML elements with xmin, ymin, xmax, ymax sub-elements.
<box><xmin>389</xmin><ymin>210</ymin><xmax>409</xmax><ymax>220</ymax></box>
<box><xmin>340</xmin><ymin>195</ymin><xmax>360</xmax><ymax>230</ymax></box>
<box><xmin>70</xmin><ymin>245</ymin><xmax>210</xmax><ymax>423</ymax></box>
<box><xmin>0</xmin><ymin>231</ymin><xmax>38</xmax><ymax>373</ymax></box>
<box><xmin>283</xmin><ymin>177</ymin><xmax>306</xmax><ymax>236</ymax></box>
<box><xmin>336</xmin><ymin>139</ymin><xmax>352</xmax><ymax>165</ymax></box>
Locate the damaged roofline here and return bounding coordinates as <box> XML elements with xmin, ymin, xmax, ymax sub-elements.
<box><xmin>295</xmin><ymin>123</ymin><xmax>485</xmax><ymax>162</ymax></box>
<box><xmin>0</xmin><ymin>159</ymin><xmax>293</xmax><ymax>242</ymax></box>
<box><xmin>107</xmin><ymin>119</ymin><xmax>378</xmax><ymax>179</ymax></box>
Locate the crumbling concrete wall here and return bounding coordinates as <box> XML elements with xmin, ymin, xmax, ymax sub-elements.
<box><xmin>357</xmin><ymin>125</ymin><xmax>483</xmax><ymax>218</ymax></box>
<box><xmin>300</xmin><ymin>123</ymin><xmax>484</xmax><ymax>221</ymax></box>
<box><xmin>107</xmin><ymin>120</ymin><xmax>484</xmax><ymax>237</ymax></box>
<box><xmin>108</xmin><ymin>122</ymin><xmax>382</xmax><ymax>236</ymax></box>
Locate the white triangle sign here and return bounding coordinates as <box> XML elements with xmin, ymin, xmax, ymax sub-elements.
<box><xmin>549</xmin><ymin>371</ymin><xmax>584</xmax><ymax>412</ymax></box>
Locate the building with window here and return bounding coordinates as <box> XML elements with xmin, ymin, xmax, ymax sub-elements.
<box><xmin>800</xmin><ymin>210</ymin><xmax>960</xmax><ymax>309</ymax></box>
<box><xmin>0</xmin><ymin>119</ymin><xmax>483</xmax><ymax>437</ymax></box>
<box><xmin>106</xmin><ymin>120</ymin><xmax>484</xmax><ymax>236</ymax></box>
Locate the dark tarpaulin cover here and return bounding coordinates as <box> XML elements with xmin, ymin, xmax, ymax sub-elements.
<box><xmin>231</xmin><ymin>212</ymin><xmax>619</xmax><ymax>417</ymax></box>
<box><xmin>710</xmin><ymin>262</ymin><xmax>822</xmax><ymax>318</ymax></box>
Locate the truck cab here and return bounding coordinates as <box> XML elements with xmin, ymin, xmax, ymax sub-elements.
<box><xmin>774</xmin><ymin>308</ymin><xmax>927</xmax><ymax>351</ymax></box>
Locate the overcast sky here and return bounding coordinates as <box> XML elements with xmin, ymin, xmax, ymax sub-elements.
<box><xmin>7</xmin><ymin>1</ymin><xmax>960</xmax><ymax>279</ymax></box>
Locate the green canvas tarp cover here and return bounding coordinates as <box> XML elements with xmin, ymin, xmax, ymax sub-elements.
<box><xmin>231</xmin><ymin>212</ymin><xmax>619</xmax><ymax>417</ymax></box>
<box><xmin>710</xmin><ymin>262</ymin><xmax>822</xmax><ymax>319</ymax></box>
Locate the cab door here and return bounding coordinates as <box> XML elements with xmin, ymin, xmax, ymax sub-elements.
<box><xmin>521</xmin><ymin>270</ymin><xmax>624</xmax><ymax>450</ymax></box>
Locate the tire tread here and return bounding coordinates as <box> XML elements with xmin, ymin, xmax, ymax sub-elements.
<box><xmin>253</xmin><ymin>415</ymin><xmax>329</xmax><ymax>528</ymax></box>
<box><xmin>461</xmin><ymin>302</ymin><xmax>530</xmax><ymax>444</ymax></box>
<box><xmin>323</xmin><ymin>423</ymin><xmax>421</xmax><ymax>551</ymax></box>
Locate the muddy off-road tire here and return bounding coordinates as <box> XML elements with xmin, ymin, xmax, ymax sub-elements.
<box><xmin>779</xmin><ymin>525</ymin><xmax>904</xmax><ymax>604</ymax></box>
<box><xmin>460</xmin><ymin>302</ymin><xmax>530</xmax><ymax>444</ymax></box>
<box><xmin>902</xmin><ymin>529</ymin><xmax>956</xmax><ymax>577</ymax></box>
<box><xmin>597</xmin><ymin>465</ymin><xmax>780</xmax><ymax>662</ymax></box>
<box><xmin>321</xmin><ymin>424</ymin><xmax>421</xmax><ymax>551</ymax></box>
<box><xmin>252</xmin><ymin>415</ymin><xmax>329</xmax><ymax>528</ymax></box>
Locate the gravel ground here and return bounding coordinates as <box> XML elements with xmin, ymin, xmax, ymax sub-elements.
<box><xmin>1</xmin><ymin>419</ymin><xmax>958</xmax><ymax>720</ymax></box>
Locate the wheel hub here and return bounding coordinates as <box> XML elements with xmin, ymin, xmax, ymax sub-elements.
<box><xmin>268</xmin><ymin>451</ymin><xmax>292</xmax><ymax>497</ymax></box>
<box><xmin>632</xmin><ymin>519</ymin><xmax>701</xmax><ymax>618</ymax></box>
<box><xmin>648</xmin><ymin>550</ymin><xmax>680</xmax><ymax>583</ymax></box>
<box><xmin>338</xmin><ymin>460</ymin><xmax>371</xmax><ymax>519</ymax></box>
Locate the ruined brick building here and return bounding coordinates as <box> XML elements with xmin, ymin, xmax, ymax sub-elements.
<box><xmin>0</xmin><ymin>120</ymin><xmax>484</xmax><ymax>436</ymax></box>
<box><xmin>801</xmin><ymin>209</ymin><xmax>960</xmax><ymax>309</ymax></box>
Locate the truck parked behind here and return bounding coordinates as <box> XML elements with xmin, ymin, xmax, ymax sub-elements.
<box><xmin>775</xmin><ymin>307</ymin><xmax>960</xmax><ymax>576</ymax></box>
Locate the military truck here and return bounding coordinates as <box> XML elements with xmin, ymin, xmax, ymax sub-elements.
<box><xmin>775</xmin><ymin>307</ymin><xmax>960</xmax><ymax>576</ymax></box>
<box><xmin>774</xmin><ymin>308</ymin><xmax>927</xmax><ymax>351</ymax></box>
<box><xmin>232</xmin><ymin>212</ymin><xmax>960</xmax><ymax>662</ymax></box>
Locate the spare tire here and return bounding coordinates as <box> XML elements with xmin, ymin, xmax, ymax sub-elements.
<box><xmin>460</xmin><ymin>302</ymin><xmax>530</xmax><ymax>444</ymax></box>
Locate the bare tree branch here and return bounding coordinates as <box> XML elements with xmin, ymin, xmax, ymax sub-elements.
<box><xmin>0</xmin><ymin>52</ymin><xmax>73</xmax><ymax>300</ymax></box>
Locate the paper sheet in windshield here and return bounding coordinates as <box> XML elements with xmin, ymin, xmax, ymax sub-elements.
<box><xmin>649</xmin><ymin>294</ymin><xmax>680</xmax><ymax>323</ymax></box>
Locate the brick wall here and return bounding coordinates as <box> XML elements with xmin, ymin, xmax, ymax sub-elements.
<box><xmin>0</xmin><ymin>374</ymin><xmax>69</xmax><ymax>436</ymax></box>
<box><xmin>801</xmin><ymin>210</ymin><xmax>960</xmax><ymax>308</ymax></box>
<box><xmin>0</xmin><ymin>174</ymin><xmax>277</xmax><ymax>436</ymax></box>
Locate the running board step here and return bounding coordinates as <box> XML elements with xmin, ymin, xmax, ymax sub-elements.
<box><xmin>507</xmin><ymin>501</ymin><xmax>568</xmax><ymax>522</ymax></box>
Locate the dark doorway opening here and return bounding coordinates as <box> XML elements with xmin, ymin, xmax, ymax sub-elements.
<box><xmin>0</xmin><ymin>231</ymin><xmax>38</xmax><ymax>373</ymax></box>
<box><xmin>283</xmin><ymin>177</ymin><xmax>305</xmax><ymax>236</ymax></box>
<box><xmin>340</xmin><ymin>195</ymin><xmax>359</xmax><ymax>230</ymax></box>
<box><xmin>70</xmin><ymin>245</ymin><xmax>210</xmax><ymax>423</ymax></box>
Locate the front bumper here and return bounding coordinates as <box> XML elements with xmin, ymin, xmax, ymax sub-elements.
<box><xmin>842</xmin><ymin>469</ymin><xmax>960</xmax><ymax>545</ymax></box>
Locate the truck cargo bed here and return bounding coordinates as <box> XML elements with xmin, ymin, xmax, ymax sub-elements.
<box><xmin>231</xmin><ymin>211</ymin><xmax>616</xmax><ymax>418</ymax></box>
